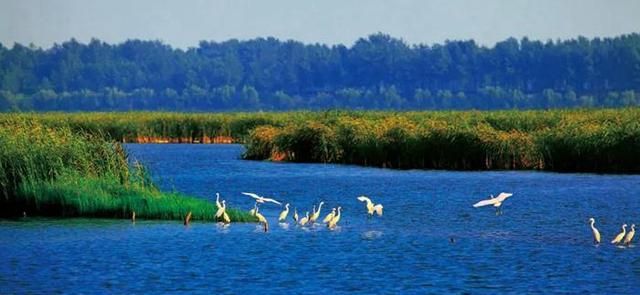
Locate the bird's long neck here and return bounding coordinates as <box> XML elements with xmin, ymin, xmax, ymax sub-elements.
<box><xmin>337</xmin><ymin>208</ymin><xmax>341</xmax><ymax>217</ymax></box>
<box><xmin>318</xmin><ymin>203</ymin><xmax>323</xmax><ymax>211</ymax></box>
<box><xmin>622</xmin><ymin>225</ymin><xmax>627</xmax><ymax>234</ymax></box>
<box><xmin>590</xmin><ymin>220</ymin><xmax>596</xmax><ymax>230</ymax></box>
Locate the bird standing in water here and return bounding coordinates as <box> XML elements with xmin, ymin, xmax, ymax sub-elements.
<box><xmin>299</xmin><ymin>212</ymin><xmax>310</xmax><ymax>226</ymax></box>
<box><xmin>328</xmin><ymin>207</ymin><xmax>342</xmax><ymax>230</ymax></box>
<box><xmin>278</xmin><ymin>203</ymin><xmax>290</xmax><ymax>223</ymax></box>
<box><xmin>588</xmin><ymin>218</ymin><xmax>601</xmax><ymax>244</ymax></box>
<box><xmin>309</xmin><ymin>202</ymin><xmax>324</xmax><ymax>224</ymax></box>
<box><xmin>611</xmin><ymin>224</ymin><xmax>627</xmax><ymax>244</ymax></box>
<box><xmin>323</xmin><ymin>208</ymin><xmax>336</xmax><ymax>224</ymax></box>
<box><xmin>623</xmin><ymin>224</ymin><xmax>635</xmax><ymax>246</ymax></box>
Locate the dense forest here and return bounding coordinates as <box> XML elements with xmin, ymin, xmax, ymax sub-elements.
<box><xmin>1</xmin><ymin>33</ymin><xmax>639</xmax><ymax>111</ymax></box>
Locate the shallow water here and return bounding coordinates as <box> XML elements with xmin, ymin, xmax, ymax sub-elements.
<box><xmin>1</xmin><ymin>144</ymin><xmax>639</xmax><ymax>293</ymax></box>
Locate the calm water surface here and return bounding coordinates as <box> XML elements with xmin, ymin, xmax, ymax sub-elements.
<box><xmin>1</xmin><ymin>144</ymin><xmax>640</xmax><ymax>293</ymax></box>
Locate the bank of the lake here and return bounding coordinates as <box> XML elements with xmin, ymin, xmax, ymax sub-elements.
<box><xmin>0</xmin><ymin>119</ymin><xmax>254</xmax><ymax>222</ymax></box>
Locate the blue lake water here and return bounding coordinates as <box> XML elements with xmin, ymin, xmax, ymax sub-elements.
<box><xmin>1</xmin><ymin>144</ymin><xmax>640</xmax><ymax>293</ymax></box>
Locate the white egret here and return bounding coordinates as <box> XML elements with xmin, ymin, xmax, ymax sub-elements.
<box><xmin>472</xmin><ymin>192</ymin><xmax>513</xmax><ymax>214</ymax></box>
<box><xmin>588</xmin><ymin>218</ymin><xmax>601</xmax><ymax>244</ymax></box>
<box><xmin>215</xmin><ymin>193</ymin><xmax>222</xmax><ymax>208</ymax></box>
<box><xmin>299</xmin><ymin>212</ymin><xmax>310</xmax><ymax>226</ymax></box>
<box><xmin>278</xmin><ymin>203</ymin><xmax>290</xmax><ymax>223</ymax></box>
<box><xmin>222</xmin><ymin>211</ymin><xmax>231</xmax><ymax>224</ymax></box>
<box><xmin>215</xmin><ymin>200</ymin><xmax>226</xmax><ymax>218</ymax></box>
<box><xmin>251</xmin><ymin>205</ymin><xmax>268</xmax><ymax>232</ymax></box>
<box><xmin>623</xmin><ymin>224</ymin><xmax>635</xmax><ymax>246</ymax></box>
<box><xmin>293</xmin><ymin>208</ymin><xmax>299</xmax><ymax>223</ymax></box>
<box><xmin>323</xmin><ymin>208</ymin><xmax>336</xmax><ymax>223</ymax></box>
<box><xmin>184</xmin><ymin>211</ymin><xmax>192</xmax><ymax>226</ymax></box>
<box><xmin>241</xmin><ymin>192</ymin><xmax>282</xmax><ymax>205</ymax></box>
<box><xmin>357</xmin><ymin>196</ymin><xmax>383</xmax><ymax>217</ymax></box>
<box><xmin>611</xmin><ymin>224</ymin><xmax>627</xmax><ymax>244</ymax></box>
<box><xmin>328</xmin><ymin>207</ymin><xmax>342</xmax><ymax>229</ymax></box>
<box><xmin>309</xmin><ymin>202</ymin><xmax>325</xmax><ymax>224</ymax></box>
<box><xmin>249</xmin><ymin>202</ymin><xmax>258</xmax><ymax>216</ymax></box>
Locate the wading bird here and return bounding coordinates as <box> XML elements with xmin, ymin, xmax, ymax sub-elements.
<box><xmin>309</xmin><ymin>202</ymin><xmax>324</xmax><ymax>224</ymax></box>
<box><xmin>611</xmin><ymin>224</ymin><xmax>628</xmax><ymax>244</ymax></box>
<box><xmin>279</xmin><ymin>203</ymin><xmax>290</xmax><ymax>223</ymax></box>
<box><xmin>222</xmin><ymin>211</ymin><xmax>231</xmax><ymax>224</ymax></box>
<box><xmin>623</xmin><ymin>224</ymin><xmax>635</xmax><ymax>246</ymax></box>
<box><xmin>588</xmin><ymin>218</ymin><xmax>601</xmax><ymax>244</ymax></box>
<box><xmin>299</xmin><ymin>212</ymin><xmax>310</xmax><ymax>226</ymax></box>
<box><xmin>215</xmin><ymin>200</ymin><xmax>226</xmax><ymax>219</ymax></box>
<box><xmin>293</xmin><ymin>208</ymin><xmax>299</xmax><ymax>224</ymax></box>
<box><xmin>252</xmin><ymin>205</ymin><xmax>268</xmax><ymax>232</ymax></box>
<box><xmin>184</xmin><ymin>211</ymin><xmax>192</xmax><ymax>226</ymax></box>
<box><xmin>216</xmin><ymin>193</ymin><xmax>222</xmax><ymax>208</ymax></box>
<box><xmin>241</xmin><ymin>192</ymin><xmax>282</xmax><ymax>205</ymax></box>
<box><xmin>357</xmin><ymin>196</ymin><xmax>383</xmax><ymax>217</ymax></box>
<box><xmin>323</xmin><ymin>208</ymin><xmax>336</xmax><ymax>223</ymax></box>
<box><xmin>472</xmin><ymin>192</ymin><xmax>513</xmax><ymax>214</ymax></box>
<box><xmin>328</xmin><ymin>207</ymin><xmax>342</xmax><ymax>230</ymax></box>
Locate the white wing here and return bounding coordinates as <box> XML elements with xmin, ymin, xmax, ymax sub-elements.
<box><xmin>357</xmin><ymin>196</ymin><xmax>371</xmax><ymax>203</ymax></box>
<box><xmin>261</xmin><ymin>197</ymin><xmax>282</xmax><ymax>205</ymax></box>
<box><xmin>241</xmin><ymin>192</ymin><xmax>262</xmax><ymax>200</ymax></box>
<box><xmin>473</xmin><ymin>198</ymin><xmax>498</xmax><ymax>208</ymax></box>
<box><xmin>496</xmin><ymin>193</ymin><xmax>513</xmax><ymax>202</ymax></box>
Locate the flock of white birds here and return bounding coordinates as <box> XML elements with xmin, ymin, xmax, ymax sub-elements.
<box><xmin>589</xmin><ymin>218</ymin><xmax>636</xmax><ymax>246</ymax></box>
<box><xmin>209</xmin><ymin>191</ymin><xmax>636</xmax><ymax>246</ymax></box>
<box><xmin>211</xmin><ymin>192</ymin><xmax>383</xmax><ymax>232</ymax></box>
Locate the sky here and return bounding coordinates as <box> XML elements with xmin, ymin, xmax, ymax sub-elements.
<box><xmin>1</xmin><ymin>0</ymin><xmax>639</xmax><ymax>49</ymax></box>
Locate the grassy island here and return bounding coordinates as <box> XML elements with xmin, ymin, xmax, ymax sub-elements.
<box><xmin>0</xmin><ymin>119</ymin><xmax>255</xmax><ymax>221</ymax></box>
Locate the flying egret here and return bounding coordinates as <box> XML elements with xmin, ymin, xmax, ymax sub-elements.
<box><xmin>588</xmin><ymin>218</ymin><xmax>601</xmax><ymax>244</ymax></box>
<box><xmin>278</xmin><ymin>203</ymin><xmax>290</xmax><ymax>223</ymax></box>
<box><xmin>472</xmin><ymin>192</ymin><xmax>513</xmax><ymax>214</ymax></box>
<box><xmin>611</xmin><ymin>224</ymin><xmax>627</xmax><ymax>244</ymax></box>
<box><xmin>323</xmin><ymin>208</ymin><xmax>336</xmax><ymax>223</ymax></box>
<box><xmin>293</xmin><ymin>208</ymin><xmax>299</xmax><ymax>223</ymax></box>
<box><xmin>241</xmin><ymin>192</ymin><xmax>282</xmax><ymax>205</ymax></box>
<box><xmin>309</xmin><ymin>202</ymin><xmax>325</xmax><ymax>224</ymax></box>
<box><xmin>299</xmin><ymin>212</ymin><xmax>310</xmax><ymax>226</ymax></box>
<box><xmin>357</xmin><ymin>196</ymin><xmax>383</xmax><ymax>217</ymax></box>
<box><xmin>623</xmin><ymin>224</ymin><xmax>635</xmax><ymax>246</ymax></box>
<box><xmin>328</xmin><ymin>207</ymin><xmax>342</xmax><ymax>229</ymax></box>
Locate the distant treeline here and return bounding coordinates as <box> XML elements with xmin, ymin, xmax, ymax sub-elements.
<box><xmin>4</xmin><ymin>109</ymin><xmax>640</xmax><ymax>173</ymax></box>
<box><xmin>1</xmin><ymin>33</ymin><xmax>640</xmax><ymax>111</ymax></box>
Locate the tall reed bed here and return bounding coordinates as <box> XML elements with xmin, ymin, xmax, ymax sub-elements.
<box><xmin>0</xmin><ymin>119</ymin><xmax>254</xmax><ymax>221</ymax></box>
<box><xmin>242</xmin><ymin>108</ymin><xmax>640</xmax><ymax>172</ymax></box>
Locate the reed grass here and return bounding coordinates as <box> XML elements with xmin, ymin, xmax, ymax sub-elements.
<box><xmin>241</xmin><ymin>108</ymin><xmax>640</xmax><ymax>173</ymax></box>
<box><xmin>2</xmin><ymin>108</ymin><xmax>639</xmax><ymax>172</ymax></box>
<box><xmin>0</xmin><ymin>119</ymin><xmax>255</xmax><ymax>221</ymax></box>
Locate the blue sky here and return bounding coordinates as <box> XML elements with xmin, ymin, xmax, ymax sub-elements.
<box><xmin>1</xmin><ymin>0</ymin><xmax>639</xmax><ymax>48</ymax></box>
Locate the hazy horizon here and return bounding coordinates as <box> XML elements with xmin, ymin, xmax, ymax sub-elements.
<box><xmin>1</xmin><ymin>0</ymin><xmax>639</xmax><ymax>49</ymax></box>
